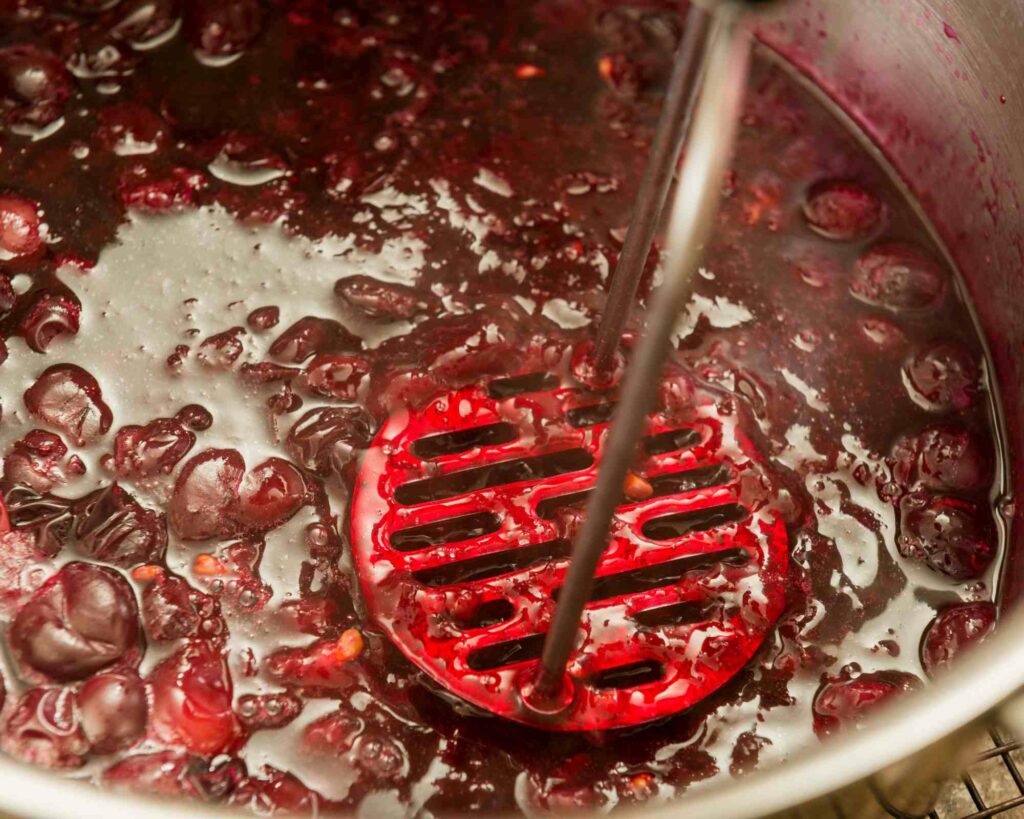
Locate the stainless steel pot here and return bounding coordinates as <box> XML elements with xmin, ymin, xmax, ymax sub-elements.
<box><xmin>658</xmin><ymin>1</ymin><xmax>1024</xmax><ymax>815</ymax></box>
<box><xmin>0</xmin><ymin>1</ymin><xmax>1021</xmax><ymax>816</ymax></box>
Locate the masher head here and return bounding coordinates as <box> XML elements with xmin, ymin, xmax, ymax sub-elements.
<box><xmin>349</xmin><ymin>350</ymin><xmax>789</xmax><ymax>731</ymax></box>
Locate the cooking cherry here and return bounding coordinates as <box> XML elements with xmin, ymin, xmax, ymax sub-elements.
<box><xmin>24</xmin><ymin>364</ymin><xmax>112</xmax><ymax>446</ymax></box>
<box><xmin>803</xmin><ymin>179</ymin><xmax>881</xmax><ymax>240</ymax></box>
<box><xmin>285</xmin><ymin>405</ymin><xmax>375</xmax><ymax>478</ymax></box>
<box><xmin>0</xmin><ymin>195</ymin><xmax>42</xmax><ymax>258</ymax></box>
<box><xmin>102</xmin><ymin>751</ymin><xmax>202</xmax><ymax>797</ymax></box>
<box><xmin>3</xmin><ymin>429</ymin><xmax>85</xmax><ymax>492</ymax></box>
<box><xmin>168</xmin><ymin>448</ymin><xmax>244</xmax><ymax>541</ymax></box>
<box><xmin>237</xmin><ymin>457</ymin><xmax>305</xmax><ymax>533</ymax></box>
<box><xmin>904</xmin><ymin>343</ymin><xmax>978</xmax><ymax>412</ymax></box>
<box><xmin>1</xmin><ymin>687</ymin><xmax>87</xmax><ymax>769</ymax></box>
<box><xmin>9</xmin><ymin>561</ymin><xmax>142</xmax><ymax>681</ymax></box>
<box><xmin>269</xmin><ymin>316</ymin><xmax>360</xmax><ymax>363</ymax></box>
<box><xmin>176</xmin><ymin>403</ymin><xmax>213</xmax><ymax>431</ymax></box>
<box><xmin>19</xmin><ymin>293</ymin><xmax>81</xmax><ymax>352</ymax></box>
<box><xmin>812</xmin><ymin>671</ymin><xmax>920</xmax><ymax>739</ymax></box>
<box><xmin>851</xmin><ymin>242</ymin><xmax>945</xmax><ymax>313</ymax></box>
<box><xmin>892</xmin><ymin>425</ymin><xmax>991</xmax><ymax>494</ymax></box>
<box><xmin>107</xmin><ymin>0</ymin><xmax>181</xmax><ymax>45</ymax></box>
<box><xmin>142</xmin><ymin>573</ymin><xmax>219</xmax><ymax>642</ymax></box>
<box><xmin>197</xmin><ymin>327</ymin><xmax>245</xmax><ymax>368</ymax></box>
<box><xmin>78</xmin><ymin>671</ymin><xmax>148</xmax><ymax>754</ymax></box>
<box><xmin>301</xmin><ymin>353</ymin><xmax>370</xmax><ymax>400</ymax></box>
<box><xmin>898</xmin><ymin>493</ymin><xmax>995</xmax><ymax>580</ymax></box>
<box><xmin>96</xmin><ymin>101</ymin><xmax>167</xmax><ymax>155</ymax></box>
<box><xmin>112</xmin><ymin>417</ymin><xmax>196</xmax><ymax>478</ymax></box>
<box><xmin>0</xmin><ymin>45</ymin><xmax>71</xmax><ymax>131</ymax></box>
<box><xmin>920</xmin><ymin>601</ymin><xmax>996</xmax><ymax>676</ymax></box>
<box><xmin>148</xmin><ymin>640</ymin><xmax>239</xmax><ymax>755</ymax></box>
<box><xmin>183</xmin><ymin>0</ymin><xmax>262</xmax><ymax>56</ymax></box>
<box><xmin>334</xmin><ymin>275</ymin><xmax>441</xmax><ymax>321</ymax></box>
<box><xmin>73</xmin><ymin>483</ymin><xmax>167</xmax><ymax>567</ymax></box>
<box><xmin>246</xmin><ymin>305</ymin><xmax>279</xmax><ymax>331</ymax></box>
<box><xmin>228</xmin><ymin>767</ymin><xmax>320</xmax><ymax>814</ymax></box>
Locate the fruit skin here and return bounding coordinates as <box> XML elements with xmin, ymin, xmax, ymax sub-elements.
<box><xmin>142</xmin><ymin>573</ymin><xmax>220</xmax><ymax>642</ymax></box>
<box><xmin>3</xmin><ymin>429</ymin><xmax>85</xmax><ymax>492</ymax></box>
<box><xmin>920</xmin><ymin>601</ymin><xmax>996</xmax><ymax>676</ymax></box>
<box><xmin>148</xmin><ymin>640</ymin><xmax>240</xmax><ymax>756</ymax></box>
<box><xmin>184</xmin><ymin>0</ymin><xmax>263</xmax><ymax>56</ymax></box>
<box><xmin>0</xmin><ymin>686</ymin><xmax>88</xmax><ymax>769</ymax></box>
<box><xmin>898</xmin><ymin>493</ymin><xmax>995</xmax><ymax>580</ymax></box>
<box><xmin>168</xmin><ymin>448</ymin><xmax>244</xmax><ymax>541</ymax></box>
<box><xmin>118</xmin><ymin>163</ymin><xmax>207</xmax><ymax>211</ymax></box>
<box><xmin>285</xmin><ymin>405</ymin><xmax>375</xmax><ymax>478</ymax></box>
<box><xmin>73</xmin><ymin>483</ymin><xmax>168</xmax><ymax>567</ymax></box>
<box><xmin>96</xmin><ymin>101</ymin><xmax>168</xmax><ymax>154</ymax></box>
<box><xmin>264</xmin><ymin>634</ymin><xmax>363</xmax><ymax>692</ymax></box>
<box><xmin>197</xmin><ymin>327</ymin><xmax>245</xmax><ymax>368</ymax></box>
<box><xmin>78</xmin><ymin>671</ymin><xmax>148</xmax><ymax>754</ymax></box>
<box><xmin>903</xmin><ymin>343</ymin><xmax>978</xmax><ymax>413</ymax></box>
<box><xmin>850</xmin><ymin>242</ymin><xmax>946</xmax><ymax>313</ymax></box>
<box><xmin>24</xmin><ymin>364</ymin><xmax>112</xmax><ymax>446</ymax></box>
<box><xmin>269</xmin><ymin>316</ymin><xmax>361</xmax><ymax>363</ymax></box>
<box><xmin>107</xmin><ymin>0</ymin><xmax>181</xmax><ymax>45</ymax></box>
<box><xmin>169</xmin><ymin>449</ymin><xmax>305</xmax><ymax>541</ymax></box>
<box><xmin>111</xmin><ymin>417</ymin><xmax>196</xmax><ymax>478</ymax></box>
<box><xmin>802</xmin><ymin>179</ymin><xmax>882</xmax><ymax>241</ymax></box>
<box><xmin>365</xmin><ymin>307</ymin><xmax>528</xmax><ymax>420</ymax></box>
<box><xmin>228</xmin><ymin>766</ymin><xmax>320</xmax><ymax>813</ymax></box>
<box><xmin>246</xmin><ymin>305</ymin><xmax>279</xmax><ymax>330</ymax></box>
<box><xmin>101</xmin><ymin>750</ymin><xmax>204</xmax><ymax>797</ymax></box>
<box><xmin>334</xmin><ymin>275</ymin><xmax>441</xmax><ymax>321</ymax></box>
<box><xmin>891</xmin><ymin>425</ymin><xmax>992</xmax><ymax>495</ymax></box>
<box><xmin>18</xmin><ymin>293</ymin><xmax>82</xmax><ymax>353</ymax></box>
<box><xmin>8</xmin><ymin>561</ymin><xmax>143</xmax><ymax>682</ymax></box>
<box><xmin>0</xmin><ymin>194</ymin><xmax>42</xmax><ymax>258</ymax></box>
<box><xmin>812</xmin><ymin>670</ymin><xmax>920</xmax><ymax>739</ymax></box>
<box><xmin>0</xmin><ymin>45</ymin><xmax>72</xmax><ymax>130</ymax></box>
<box><xmin>240</xmin><ymin>361</ymin><xmax>299</xmax><ymax>384</ymax></box>
<box><xmin>0</xmin><ymin>526</ymin><xmax>47</xmax><ymax>616</ymax></box>
<box><xmin>301</xmin><ymin>352</ymin><xmax>370</xmax><ymax>400</ymax></box>
<box><xmin>0</xmin><ymin>272</ymin><xmax>15</xmax><ymax>315</ymax></box>
<box><xmin>237</xmin><ymin>456</ymin><xmax>306</xmax><ymax>532</ymax></box>
<box><xmin>0</xmin><ymin>483</ymin><xmax>76</xmax><ymax>556</ymax></box>
<box><xmin>176</xmin><ymin>403</ymin><xmax>213</xmax><ymax>431</ymax></box>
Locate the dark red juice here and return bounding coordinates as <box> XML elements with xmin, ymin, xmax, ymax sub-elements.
<box><xmin>0</xmin><ymin>0</ymin><xmax>1008</xmax><ymax>814</ymax></box>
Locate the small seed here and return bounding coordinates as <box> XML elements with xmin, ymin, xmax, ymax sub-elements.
<box><xmin>194</xmin><ymin>553</ymin><xmax>228</xmax><ymax>576</ymax></box>
<box><xmin>515</xmin><ymin>64</ymin><xmax>544</xmax><ymax>79</ymax></box>
<box><xmin>334</xmin><ymin>628</ymin><xmax>365</xmax><ymax>663</ymax></box>
<box><xmin>623</xmin><ymin>471</ymin><xmax>653</xmax><ymax>501</ymax></box>
<box><xmin>131</xmin><ymin>564</ymin><xmax>163</xmax><ymax>582</ymax></box>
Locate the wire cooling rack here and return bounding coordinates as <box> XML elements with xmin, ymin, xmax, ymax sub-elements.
<box><xmin>915</xmin><ymin>728</ymin><xmax>1024</xmax><ymax>818</ymax></box>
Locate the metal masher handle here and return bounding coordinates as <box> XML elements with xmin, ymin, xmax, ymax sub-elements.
<box><xmin>586</xmin><ymin>2</ymin><xmax>714</xmax><ymax>375</ymax></box>
<box><xmin>526</xmin><ymin>0</ymin><xmax>757</xmax><ymax>709</ymax></box>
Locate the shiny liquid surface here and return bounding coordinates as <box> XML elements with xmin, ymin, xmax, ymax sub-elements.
<box><xmin>0</xmin><ymin>0</ymin><xmax>1008</xmax><ymax>814</ymax></box>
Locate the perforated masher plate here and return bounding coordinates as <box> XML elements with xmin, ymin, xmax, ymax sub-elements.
<box><xmin>349</xmin><ymin>354</ymin><xmax>789</xmax><ymax>730</ymax></box>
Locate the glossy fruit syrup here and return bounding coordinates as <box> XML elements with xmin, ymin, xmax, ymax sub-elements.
<box><xmin>0</xmin><ymin>0</ymin><xmax>1008</xmax><ymax>814</ymax></box>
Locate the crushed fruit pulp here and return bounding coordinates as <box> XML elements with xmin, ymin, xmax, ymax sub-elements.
<box><xmin>0</xmin><ymin>0</ymin><xmax>1008</xmax><ymax>814</ymax></box>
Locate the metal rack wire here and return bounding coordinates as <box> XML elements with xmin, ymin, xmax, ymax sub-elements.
<box><xmin>910</xmin><ymin>728</ymin><xmax>1024</xmax><ymax>818</ymax></box>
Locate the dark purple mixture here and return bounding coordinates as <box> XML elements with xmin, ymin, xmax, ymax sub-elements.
<box><xmin>0</xmin><ymin>0</ymin><xmax>1006</xmax><ymax>814</ymax></box>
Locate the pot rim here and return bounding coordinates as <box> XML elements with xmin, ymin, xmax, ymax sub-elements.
<box><xmin>0</xmin><ymin>606</ymin><xmax>1020</xmax><ymax>818</ymax></box>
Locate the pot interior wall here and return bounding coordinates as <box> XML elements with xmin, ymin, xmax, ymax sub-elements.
<box><xmin>755</xmin><ymin>0</ymin><xmax>1024</xmax><ymax>605</ymax></box>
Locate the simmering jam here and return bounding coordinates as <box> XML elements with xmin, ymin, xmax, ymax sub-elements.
<box><xmin>0</xmin><ymin>0</ymin><xmax>1007</xmax><ymax>814</ymax></box>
